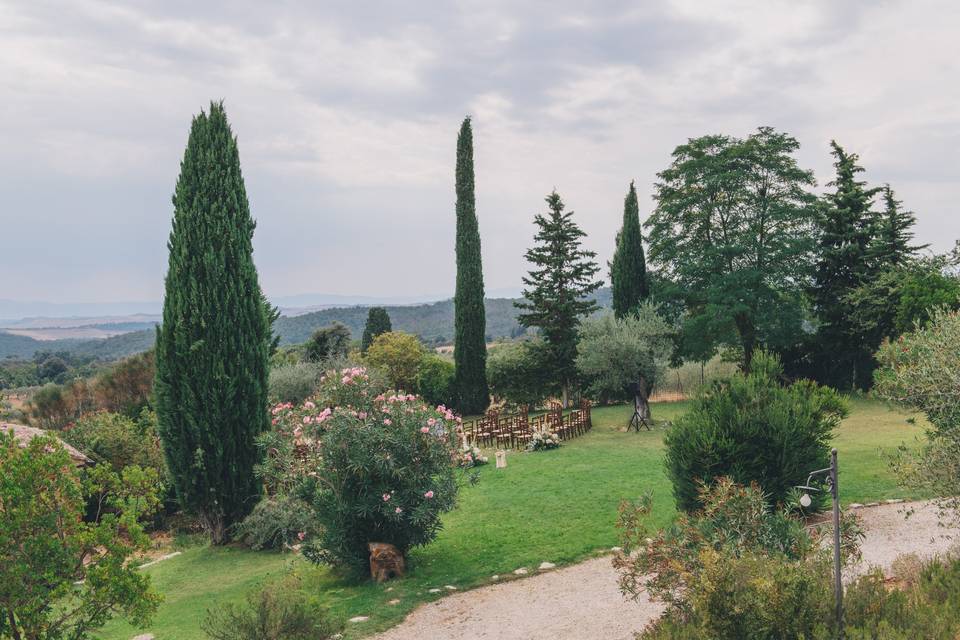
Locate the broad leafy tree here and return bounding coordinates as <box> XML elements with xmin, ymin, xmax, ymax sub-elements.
<box><xmin>155</xmin><ymin>102</ymin><xmax>273</xmax><ymax>544</ymax></box>
<box><xmin>304</xmin><ymin>322</ymin><xmax>351</xmax><ymax>363</ymax></box>
<box><xmin>646</xmin><ymin>128</ymin><xmax>817</xmax><ymax>371</ymax></box>
<box><xmin>610</xmin><ymin>181</ymin><xmax>649</xmax><ymax>318</ymax></box>
<box><xmin>361</xmin><ymin>307</ymin><xmax>392</xmax><ymax>353</ymax></box>
<box><xmin>810</xmin><ymin>141</ymin><xmax>882</xmax><ymax>388</ymax></box>
<box><xmin>453</xmin><ymin>117</ymin><xmax>490</xmax><ymax>414</ymax></box>
<box><xmin>516</xmin><ymin>191</ymin><xmax>602</xmax><ymax>406</ymax></box>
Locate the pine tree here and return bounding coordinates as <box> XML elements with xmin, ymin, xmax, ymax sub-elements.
<box><xmin>610</xmin><ymin>181</ymin><xmax>649</xmax><ymax>319</ymax></box>
<box><xmin>516</xmin><ymin>191</ymin><xmax>602</xmax><ymax>406</ymax></box>
<box><xmin>361</xmin><ymin>307</ymin><xmax>392</xmax><ymax>353</ymax></box>
<box><xmin>452</xmin><ymin>117</ymin><xmax>490</xmax><ymax>414</ymax></box>
<box><xmin>870</xmin><ymin>184</ymin><xmax>927</xmax><ymax>268</ymax></box>
<box><xmin>811</xmin><ymin>141</ymin><xmax>881</xmax><ymax>389</ymax></box>
<box><xmin>154</xmin><ymin>102</ymin><xmax>272</xmax><ymax>544</ymax></box>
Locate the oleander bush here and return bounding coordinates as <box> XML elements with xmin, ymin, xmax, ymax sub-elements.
<box><xmin>664</xmin><ymin>350</ymin><xmax>847</xmax><ymax>511</ymax></box>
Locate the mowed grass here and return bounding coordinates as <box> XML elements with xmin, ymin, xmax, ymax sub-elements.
<box><xmin>97</xmin><ymin>398</ymin><xmax>926</xmax><ymax>639</ymax></box>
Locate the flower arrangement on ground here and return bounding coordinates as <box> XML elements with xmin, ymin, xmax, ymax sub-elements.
<box><xmin>527</xmin><ymin>430</ymin><xmax>561</xmax><ymax>451</ymax></box>
<box><xmin>457</xmin><ymin>444</ymin><xmax>488</xmax><ymax>468</ymax></box>
<box><xmin>257</xmin><ymin>366</ymin><xmax>464</xmax><ymax>576</ymax></box>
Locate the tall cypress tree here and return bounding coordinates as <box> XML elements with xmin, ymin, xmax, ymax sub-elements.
<box><xmin>869</xmin><ymin>184</ymin><xmax>927</xmax><ymax>268</ymax></box>
<box><xmin>453</xmin><ymin>117</ymin><xmax>489</xmax><ymax>414</ymax></box>
<box><xmin>361</xmin><ymin>307</ymin><xmax>392</xmax><ymax>353</ymax></box>
<box><xmin>155</xmin><ymin>102</ymin><xmax>272</xmax><ymax>544</ymax></box>
<box><xmin>811</xmin><ymin>141</ymin><xmax>880</xmax><ymax>389</ymax></box>
<box><xmin>516</xmin><ymin>191</ymin><xmax>602</xmax><ymax>406</ymax></box>
<box><xmin>610</xmin><ymin>181</ymin><xmax>649</xmax><ymax>318</ymax></box>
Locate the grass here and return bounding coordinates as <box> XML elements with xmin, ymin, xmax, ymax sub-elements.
<box><xmin>97</xmin><ymin>397</ymin><xmax>926</xmax><ymax>639</ymax></box>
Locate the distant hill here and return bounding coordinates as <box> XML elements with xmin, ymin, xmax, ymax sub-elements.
<box><xmin>0</xmin><ymin>288</ymin><xmax>613</xmax><ymax>359</ymax></box>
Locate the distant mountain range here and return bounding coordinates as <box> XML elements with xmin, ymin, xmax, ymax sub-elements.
<box><xmin>0</xmin><ymin>288</ymin><xmax>612</xmax><ymax>360</ymax></box>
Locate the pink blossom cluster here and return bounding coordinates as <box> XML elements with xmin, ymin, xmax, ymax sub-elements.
<box><xmin>338</xmin><ymin>366</ymin><xmax>368</xmax><ymax>385</ymax></box>
<box><xmin>435</xmin><ymin>404</ymin><xmax>460</xmax><ymax>422</ymax></box>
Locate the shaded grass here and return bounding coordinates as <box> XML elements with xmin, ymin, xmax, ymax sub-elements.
<box><xmin>97</xmin><ymin>398</ymin><xmax>925</xmax><ymax>639</ymax></box>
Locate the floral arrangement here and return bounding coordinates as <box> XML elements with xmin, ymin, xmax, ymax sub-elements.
<box><xmin>457</xmin><ymin>444</ymin><xmax>489</xmax><ymax>468</ymax></box>
<box><xmin>527</xmin><ymin>430</ymin><xmax>561</xmax><ymax>451</ymax></box>
<box><xmin>256</xmin><ymin>365</ymin><xmax>464</xmax><ymax>576</ymax></box>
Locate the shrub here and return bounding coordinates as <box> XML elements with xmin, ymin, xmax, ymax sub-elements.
<box><xmin>365</xmin><ymin>331</ymin><xmax>424</xmax><ymax>391</ymax></box>
<box><xmin>268</xmin><ymin>363</ymin><xmax>324</xmax><ymax>404</ymax></box>
<box><xmin>234</xmin><ymin>495</ymin><xmax>321</xmax><ymax>551</ymax></box>
<box><xmin>0</xmin><ymin>431</ymin><xmax>160</xmax><ymax>639</ymax></box>
<box><xmin>417</xmin><ymin>354</ymin><xmax>455</xmax><ymax>407</ymax></box>
<box><xmin>664</xmin><ymin>350</ymin><xmax>847</xmax><ymax>511</ymax></box>
<box><xmin>486</xmin><ymin>339</ymin><xmax>556</xmax><ymax>410</ymax></box>
<box><xmin>202</xmin><ymin>575</ymin><xmax>340</xmax><ymax>640</ymax></box>
<box><xmin>61</xmin><ymin>409</ymin><xmax>165</xmax><ymax>475</ymax></box>
<box><xmin>303</xmin><ymin>322</ymin><xmax>351</xmax><ymax>364</ymax></box>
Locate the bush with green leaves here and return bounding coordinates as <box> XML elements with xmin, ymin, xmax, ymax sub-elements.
<box><xmin>0</xmin><ymin>431</ymin><xmax>161</xmax><ymax>639</ymax></box>
<box><xmin>268</xmin><ymin>363</ymin><xmax>324</xmax><ymax>404</ymax></box>
<box><xmin>486</xmin><ymin>339</ymin><xmax>556</xmax><ymax>410</ymax></box>
<box><xmin>417</xmin><ymin>354</ymin><xmax>455</xmax><ymax>407</ymax></box>
<box><xmin>203</xmin><ymin>574</ymin><xmax>340</xmax><ymax>640</ymax></box>
<box><xmin>303</xmin><ymin>322</ymin><xmax>352</xmax><ymax>364</ymax></box>
<box><xmin>364</xmin><ymin>331</ymin><xmax>424</xmax><ymax>391</ymax></box>
<box><xmin>664</xmin><ymin>350</ymin><xmax>847</xmax><ymax>511</ymax></box>
<box><xmin>234</xmin><ymin>494</ymin><xmax>322</xmax><ymax>551</ymax></box>
<box><xmin>61</xmin><ymin>409</ymin><xmax>165</xmax><ymax>475</ymax></box>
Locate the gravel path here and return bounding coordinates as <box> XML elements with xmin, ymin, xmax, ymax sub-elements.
<box><xmin>371</xmin><ymin>501</ymin><xmax>958</xmax><ymax>640</ymax></box>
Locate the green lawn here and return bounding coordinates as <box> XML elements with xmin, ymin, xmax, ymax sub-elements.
<box><xmin>98</xmin><ymin>398</ymin><xmax>926</xmax><ymax>639</ymax></box>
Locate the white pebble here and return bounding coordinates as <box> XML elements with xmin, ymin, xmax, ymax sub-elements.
<box><xmin>513</xmin><ymin>568</ymin><xmax>528</xmax><ymax>575</ymax></box>
<box><xmin>538</xmin><ymin>562</ymin><xmax>556</xmax><ymax>570</ymax></box>
<box><xmin>349</xmin><ymin>616</ymin><xmax>369</xmax><ymax>623</ymax></box>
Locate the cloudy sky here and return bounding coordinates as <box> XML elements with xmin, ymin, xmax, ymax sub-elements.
<box><xmin>1</xmin><ymin>0</ymin><xmax>958</xmax><ymax>306</ymax></box>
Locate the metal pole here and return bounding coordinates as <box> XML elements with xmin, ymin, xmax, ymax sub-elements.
<box><xmin>831</xmin><ymin>448</ymin><xmax>843</xmax><ymax>638</ymax></box>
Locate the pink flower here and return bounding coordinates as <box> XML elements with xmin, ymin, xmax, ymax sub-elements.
<box><xmin>302</xmin><ymin>416</ymin><xmax>311</xmax><ymax>424</ymax></box>
<box><xmin>297</xmin><ymin>531</ymin><xmax>306</xmax><ymax>541</ymax></box>
<box><xmin>384</xmin><ymin>418</ymin><xmax>393</xmax><ymax>426</ymax></box>
<box><xmin>382</xmin><ymin>493</ymin><xmax>391</xmax><ymax>501</ymax></box>
<box><xmin>424</xmin><ymin>491</ymin><xmax>434</xmax><ymax>499</ymax></box>
<box><xmin>395</xmin><ymin>507</ymin><xmax>403</xmax><ymax>514</ymax></box>
<box><xmin>304</xmin><ymin>401</ymin><xmax>316</xmax><ymax>409</ymax></box>
<box><xmin>420</xmin><ymin>426</ymin><xmax>430</xmax><ymax>433</ymax></box>
<box><xmin>427</xmin><ymin>418</ymin><xmax>437</xmax><ymax>427</ymax></box>
<box><xmin>358</xmin><ymin>411</ymin><xmax>368</xmax><ymax>419</ymax></box>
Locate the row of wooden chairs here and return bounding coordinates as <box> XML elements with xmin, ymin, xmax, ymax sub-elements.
<box><xmin>461</xmin><ymin>400</ymin><xmax>592</xmax><ymax>450</ymax></box>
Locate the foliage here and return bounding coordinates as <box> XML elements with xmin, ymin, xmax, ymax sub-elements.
<box><xmin>610</xmin><ymin>181</ymin><xmax>649</xmax><ymax>318</ymax></box>
<box><xmin>868</xmin><ymin>184</ymin><xmax>927</xmax><ymax>268</ymax></box>
<box><xmin>575</xmin><ymin>305</ymin><xmax>672</xmax><ymax>415</ymax></box>
<box><xmin>202</xmin><ymin>575</ymin><xmax>340</xmax><ymax>640</ymax></box>
<box><xmin>154</xmin><ymin>101</ymin><xmax>272</xmax><ymax>544</ymax></box>
<box><xmin>515</xmin><ymin>191</ymin><xmax>602</xmax><ymax>404</ymax></box>
<box><xmin>25</xmin><ymin>380</ymin><xmax>95</xmax><ymax>429</ymax></box>
<box><xmin>664</xmin><ymin>350</ymin><xmax>847</xmax><ymax>511</ymax></box>
<box><xmin>61</xmin><ymin>409</ymin><xmax>166</xmax><ymax>483</ymax></box>
<box><xmin>277</xmin><ymin>392</ymin><xmax>462</xmax><ymax>575</ymax></box>
<box><xmin>416</xmin><ymin>354</ymin><xmax>455</xmax><ymax>408</ymax></box>
<box><xmin>234</xmin><ymin>495</ymin><xmax>321</xmax><ymax>551</ymax></box>
<box><xmin>875</xmin><ymin>308</ymin><xmax>960</xmax><ymax>523</ymax></box>
<box><xmin>453</xmin><ymin>116</ymin><xmax>491</xmax><ymax>415</ymax></box>
<box><xmin>92</xmin><ymin>350</ymin><xmax>155</xmax><ymax>418</ymax></box>
<box><xmin>360</xmin><ymin>307</ymin><xmax>392</xmax><ymax>353</ymax></box>
<box><xmin>0</xmin><ymin>432</ymin><xmax>160</xmax><ymax>639</ymax></box>
<box><xmin>527</xmin><ymin>430</ymin><xmax>561</xmax><ymax>451</ymax></box>
<box><xmin>615</xmin><ymin>479</ymin><xmax>863</xmax><ymax>640</ymax></box>
<box><xmin>646</xmin><ymin>128</ymin><xmax>817</xmax><ymax>371</ymax></box>
<box><xmin>303</xmin><ymin>322</ymin><xmax>351</xmax><ymax>364</ymax></box>
<box><xmin>365</xmin><ymin>331</ymin><xmax>424</xmax><ymax>392</ymax></box>
<box><xmin>486</xmin><ymin>339</ymin><xmax>556</xmax><ymax>410</ymax></box>
<box><xmin>267</xmin><ymin>362</ymin><xmax>324</xmax><ymax>404</ymax></box>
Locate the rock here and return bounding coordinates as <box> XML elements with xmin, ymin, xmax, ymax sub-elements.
<box><xmin>445</xmin><ymin>585</ymin><xmax>457</xmax><ymax>590</ymax></box>
<box><xmin>429</xmin><ymin>588</ymin><xmax>442</xmax><ymax>593</ymax></box>
<box><xmin>848</xmin><ymin>503</ymin><xmax>864</xmax><ymax>509</ymax></box>
<box><xmin>865</xmin><ymin>502</ymin><xmax>880</xmax><ymax>507</ymax></box>
<box><xmin>386</xmin><ymin>586</ymin><xmax>394</xmax><ymax>592</ymax></box>
<box><xmin>885</xmin><ymin>498</ymin><xmax>905</xmax><ymax>504</ymax></box>
<box><xmin>491</xmin><ymin>575</ymin><xmax>500</xmax><ymax>581</ymax></box>
<box><xmin>538</xmin><ymin>562</ymin><xmax>556</xmax><ymax>570</ymax></box>
<box><xmin>349</xmin><ymin>616</ymin><xmax>369</xmax><ymax>623</ymax></box>
<box><xmin>131</xmin><ymin>635</ymin><xmax>154</xmax><ymax>640</ymax></box>
<box><xmin>610</xmin><ymin>546</ymin><xmax>622</xmax><ymax>552</ymax></box>
<box><xmin>513</xmin><ymin>567</ymin><xmax>528</xmax><ymax>576</ymax></box>
<box><xmin>388</xmin><ymin>598</ymin><xmax>401</xmax><ymax>605</ymax></box>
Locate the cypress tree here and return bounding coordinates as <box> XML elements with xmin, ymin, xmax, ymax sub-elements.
<box><xmin>155</xmin><ymin>102</ymin><xmax>272</xmax><ymax>544</ymax></box>
<box><xmin>870</xmin><ymin>184</ymin><xmax>927</xmax><ymax>268</ymax></box>
<box><xmin>361</xmin><ymin>307</ymin><xmax>392</xmax><ymax>353</ymax></box>
<box><xmin>453</xmin><ymin>117</ymin><xmax>490</xmax><ymax>414</ymax></box>
<box><xmin>516</xmin><ymin>191</ymin><xmax>602</xmax><ymax>406</ymax></box>
<box><xmin>811</xmin><ymin>141</ymin><xmax>880</xmax><ymax>389</ymax></box>
<box><xmin>610</xmin><ymin>181</ymin><xmax>649</xmax><ymax>319</ymax></box>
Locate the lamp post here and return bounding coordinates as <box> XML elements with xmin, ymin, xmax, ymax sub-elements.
<box><xmin>797</xmin><ymin>448</ymin><xmax>842</xmax><ymax>637</ymax></box>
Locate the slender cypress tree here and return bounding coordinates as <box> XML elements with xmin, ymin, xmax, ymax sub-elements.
<box><xmin>869</xmin><ymin>184</ymin><xmax>927</xmax><ymax>268</ymax></box>
<box><xmin>453</xmin><ymin>117</ymin><xmax>490</xmax><ymax>414</ymax></box>
<box><xmin>155</xmin><ymin>102</ymin><xmax>272</xmax><ymax>544</ymax></box>
<box><xmin>811</xmin><ymin>141</ymin><xmax>880</xmax><ymax>389</ymax></box>
<box><xmin>361</xmin><ymin>307</ymin><xmax>392</xmax><ymax>353</ymax></box>
<box><xmin>516</xmin><ymin>191</ymin><xmax>602</xmax><ymax>406</ymax></box>
<box><xmin>610</xmin><ymin>181</ymin><xmax>649</xmax><ymax>318</ymax></box>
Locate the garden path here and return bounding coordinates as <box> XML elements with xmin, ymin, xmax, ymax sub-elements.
<box><xmin>371</xmin><ymin>500</ymin><xmax>959</xmax><ymax>640</ymax></box>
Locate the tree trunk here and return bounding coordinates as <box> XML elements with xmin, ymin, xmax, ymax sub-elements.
<box><xmin>7</xmin><ymin>610</ymin><xmax>21</xmax><ymax>640</ymax></box>
<box><xmin>203</xmin><ymin>512</ymin><xmax>227</xmax><ymax>545</ymax></box>
<box><xmin>735</xmin><ymin>313</ymin><xmax>757</xmax><ymax>373</ymax></box>
<box><xmin>635</xmin><ymin>375</ymin><xmax>652</xmax><ymax>422</ymax></box>
<box><xmin>561</xmin><ymin>383</ymin><xmax>570</xmax><ymax>409</ymax></box>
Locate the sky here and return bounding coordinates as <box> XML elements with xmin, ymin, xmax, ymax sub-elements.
<box><xmin>1</xmin><ymin>0</ymin><xmax>958</xmax><ymax>307</ymax></box>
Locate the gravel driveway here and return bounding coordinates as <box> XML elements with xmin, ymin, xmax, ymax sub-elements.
<box><xmin>371</xmin><ymin>500</ymin><xmax>958</xmax><ymax>640</ymax></box>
